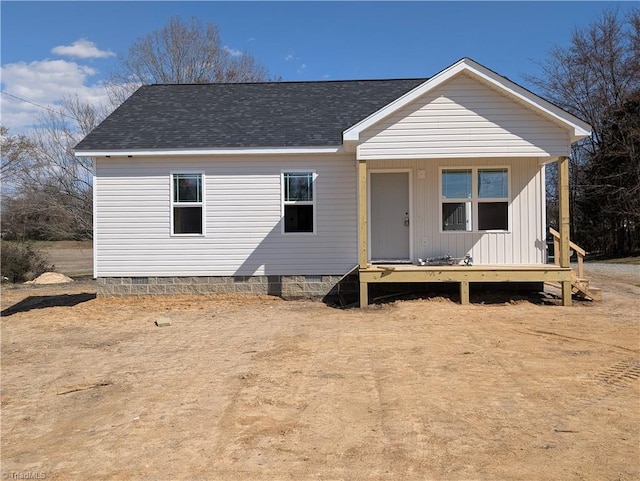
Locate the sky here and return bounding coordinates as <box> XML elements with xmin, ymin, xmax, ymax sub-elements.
<box><xmin>1</xmin><ymin>1</ymin><xmax>636</xmax><ymax>133</ymax></box>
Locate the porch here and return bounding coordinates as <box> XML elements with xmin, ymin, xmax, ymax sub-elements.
<box><xmin>359</xmin><ymin>263</ymin><xmax>573</xmax><ymax>306</ymax></box>
<box><xmin>357</xmin><ymin>156</ymin><xmax>576</xmax><ymax>307</ymax></box>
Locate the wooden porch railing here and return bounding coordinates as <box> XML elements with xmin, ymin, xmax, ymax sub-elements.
<box><xmin>549</xmin><ymin>227</ymin><xmax>586</xmax><ymax>279</ymax></box>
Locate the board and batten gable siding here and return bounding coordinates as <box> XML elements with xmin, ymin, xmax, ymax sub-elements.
<box><xmin>368</xmin><ymin>157</ymin><xmax>546</xmax><ymax>264</ymax></box>
<box><xmin>358</xmin><ymin>73</ymin><xmax>571</xmax><ymax>160</ymax></box>
<box><xmin>94</xmin><ymin>154</ymin><xmax>357</xmax><ymax>277</ymax></box>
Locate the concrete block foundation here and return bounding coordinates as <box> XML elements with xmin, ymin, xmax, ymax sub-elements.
<box><xmin>96</xmin><ymin>274</ymin><xmax>359</xmax><ymax>303</ymax></box>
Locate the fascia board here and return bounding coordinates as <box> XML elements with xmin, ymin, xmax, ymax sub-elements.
<box><xmin>74</xmin><ymin>145</ymin><xmax>345</xmax><ymax>158</ymax></box>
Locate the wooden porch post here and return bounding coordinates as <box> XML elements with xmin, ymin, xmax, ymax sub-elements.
<box><xmin>358</xmin><ymin>160</ymin><xmax>369</xmax><ymax>307</ymax></box>
<box><xmin>460</xmin><ymin>281</ymin><xmax>470</xmax><ymax>305</ymax></box>
<box><xmin>558</xmin><ymin>155</ymin><xmax>572</xmax><ymax>306</ymax></box>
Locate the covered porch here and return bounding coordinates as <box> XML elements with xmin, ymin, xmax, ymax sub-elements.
<box><xmin>357</xmin><ymin>156</ymin><xmax>575</xmax><ymax>307</ymax></box>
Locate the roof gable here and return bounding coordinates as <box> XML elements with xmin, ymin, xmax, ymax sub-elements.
<box><xmin>343</xmin><ymin>58</ymin><xmax>592</xmax><ymax>144</ymax></box>
<box><xmin>357</xmin><ymin>72</ymin><xmax>573</xmax><ymax>159</ymax></box>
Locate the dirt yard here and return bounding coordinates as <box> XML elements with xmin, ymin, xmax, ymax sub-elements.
<box><xmin>1</xmin><ymin>267</ymin><xmax>638</xmax><ymax>480</ymax></box>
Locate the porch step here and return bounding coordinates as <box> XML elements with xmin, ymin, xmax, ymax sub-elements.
<box><xmin>583</xmin><ymin>286</ymin><xmax>602</xmax><ymax>302</ymax></box>
<box><xmin>546</xmin><ymin>278</ymin><xmax>602</xmax><ymax>302</ymax></box>
<box><xmin>547</xmin><ymin>227</ymin><xmax>601</xmax><ymax>302</ymax></box>
<box><xmin>573</xmin><ymin>277</ymin><xmax>602</xmax><ymax>301</ymax></box>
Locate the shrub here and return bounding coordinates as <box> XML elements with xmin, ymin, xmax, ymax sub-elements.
<box><xmin>0</xmin><ymin>241</ymin><xmax>53</xmax><ymax>283</ymax></box>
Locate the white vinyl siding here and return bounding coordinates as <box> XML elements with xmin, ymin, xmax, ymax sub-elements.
<box><xmin>358</xmin><ymin>73</ymin><xmax>571</xmax><ymax>160</ymax></box>
<box><xmin>368</xmin><ymin>157</ymin><xmax>546</xmax><ymax>265</ymax></box>
<box><xmin>94</xmin><ymin>154</ymin><xmax>357</xmax><ymax>277</ymax></box>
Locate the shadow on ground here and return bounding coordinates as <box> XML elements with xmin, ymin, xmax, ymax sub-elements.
<box><xmin>1</xmin><ymin>293</ymin><xmax>96</xmax><ymax>317</ymax></box>
<box><xmin>366</xmin><ymin>290</ymin><xmax>557</xmax><ymax>307</ymax></box>
<box><xmin>326</xmin><ymin>281</ymin><xmax>589</xmax><ymax>309</ymax></box>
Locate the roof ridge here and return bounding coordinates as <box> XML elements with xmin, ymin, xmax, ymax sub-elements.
<box><xmin>146</xmin><ymin>77</ymin><xmax>429</xmax><ymax>87</ymax></box>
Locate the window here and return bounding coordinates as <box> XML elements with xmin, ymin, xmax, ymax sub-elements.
<box><xmin>283</xmin><ymin>172</ymin><xmax>315</xmax><ymax>233</ymax></box>
<box><xmin>441</xmin><ymin>167</ymin><xmax>509</xmax><ymax>232</ymax></box>
<box><xmin>172</xmin><ymin>173</ymin><xmax>203</xmax><ymax>235</ymax></box>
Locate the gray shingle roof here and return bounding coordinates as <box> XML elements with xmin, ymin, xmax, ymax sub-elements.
<box><xmin>75</xmin><ymin>78</ymin><xmax>427</xmax><ymax>151</ymax></box>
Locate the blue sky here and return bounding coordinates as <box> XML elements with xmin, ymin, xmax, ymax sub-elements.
<box><xmin>1</xmin><ymin>1</ymin><xmax>635</xmax><ymax>132</ymax></box>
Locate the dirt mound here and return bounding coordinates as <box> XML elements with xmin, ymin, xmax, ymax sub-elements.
<box><xmin>25</xmin><ymin>272</ymin><xmax>74</xmax><ymax>285</ymax></box>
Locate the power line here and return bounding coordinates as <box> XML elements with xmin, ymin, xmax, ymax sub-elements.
<box><xmin>0</xmin><ymin>90</ymin><xmax>78</xmax><ymax>122</ymax></box>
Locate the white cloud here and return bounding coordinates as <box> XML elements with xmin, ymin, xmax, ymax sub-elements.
<box><xmin>0</xmin><ymin>59</ymin><xmax>112</xmax><ymax>132</ymax></box>
<box><xmin>52</xmin><ymin>39</ymin><xmax>115</xmax><ymax>59</ymax></box>
<box><xmin>285</xmin><ymin>52</ymin><xmax>307</xmax><ymax>74</ymax></box>
<box><xmin>223</xmin><ymin>45</ymin><xmax>243</xmax><ymax>58</ymax></box>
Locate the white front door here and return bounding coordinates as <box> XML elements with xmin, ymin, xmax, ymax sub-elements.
<box><xmin>370</xmin><ymin>172</ymin><xmax>410</xmax><ymax>262</ymax></box>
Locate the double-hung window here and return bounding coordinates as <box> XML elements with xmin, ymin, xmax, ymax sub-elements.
<box><xmin>441</xmin><ymin>167</ymin><xmax>509</xmax><ymax>232</ymax></box>
<box><xmin>171</xmin><ymin>173</ymin><xmax>204</xmax><ymax>235</ymax></box>
<box><xmin>282</xmin><ymin>172</ymin><xmax>315</xmax><ymax>233</ymax></box>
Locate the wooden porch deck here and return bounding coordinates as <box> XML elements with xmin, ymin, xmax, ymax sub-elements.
<box><xmin>358</xmin><ymin>264</ymin><xmax>573</xmax><ymax>307</ymax></box>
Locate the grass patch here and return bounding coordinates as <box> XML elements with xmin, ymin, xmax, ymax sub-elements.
<box><xmin>31</xmin><ymin>240</ymin><xmax>93</xmax><ymax>250</ymax></box>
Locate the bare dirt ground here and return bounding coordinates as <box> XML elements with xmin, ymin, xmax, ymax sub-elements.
<box><xmin>1</xmin><ymin>267</ymin><xmax>639</xmax><ymax>480</ymax></box>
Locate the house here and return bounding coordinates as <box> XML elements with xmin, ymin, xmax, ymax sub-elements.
<box><xmin>74</xmin><ymin>58</ymin><xmax>592</xmax><ymax>306</ymax></box>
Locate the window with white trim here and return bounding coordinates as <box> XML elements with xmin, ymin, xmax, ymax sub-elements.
<box><xmin>282</xmin><ymin>172</ymin><xmax>315</xmax><ymax>233</ymax></box>
<box><xmin>171</xmin><ymin>173</ymin><xmax>204</xmax><ymax>235</ymax></box>
<box><xmin>441</xmin><ymin>167</ymin><xmax>509</xmax><ymax>232</ymax></box>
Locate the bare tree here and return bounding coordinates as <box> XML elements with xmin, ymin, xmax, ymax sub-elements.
<box><xmin>0</xmin><ymin>126</ymin><xmax>36</xmax><ymax>179</ymax></box>
<box><xmin>108</xmin><ymin>16</ymin><xmax>272</xmax><ymax>104</ymax></box>
<box><xmin>1</xmin><ymin>96</ymin><xmax>107</xmax><ymax>240</ymax></box>
<box><xmin>527</xmin><ymin>8</ymin><xmax>640</xmax><ymax>254</ymax></box>
<box><xmin>582</xmin><ymin>90</ymin><xmax>640</xmax><ymax>254</ymax></box>
<box><xmin>527</xmin><ymin>9</ymin><xmax>639</xmax><ymax>153</ymax></box>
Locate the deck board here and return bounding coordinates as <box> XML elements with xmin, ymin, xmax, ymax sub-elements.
<box><xmin>360</xmin><ymin>264</ymin><xmax>572</xmax><ymax>283</ymax></box>
<box><xmin>358</xmin><ymin>264</ymin><xmax>573</xmax><ymax>307</ymax></box>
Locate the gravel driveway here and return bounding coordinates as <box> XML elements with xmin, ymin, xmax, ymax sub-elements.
<box><xmin>584</xmin><ymin>262</ymin><xmax>638</xmax><ymax>275</ymax></box>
